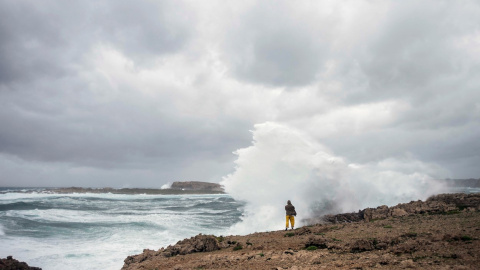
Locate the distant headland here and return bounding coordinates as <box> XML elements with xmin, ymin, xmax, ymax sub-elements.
<box><xmin>16</xmin><ymin>181</ymin><xmax>225</xmax><ymax>195</ymax></box>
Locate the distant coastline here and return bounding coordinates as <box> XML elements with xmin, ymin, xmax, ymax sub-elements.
<box><xmin>438</xmin><ymin>178</ymin><xmax>480</xmax><ymax>188</ymax></box>
<box><xmin>1</xmin><ymin>181</ymin><xmax>225</xmax><ymax>195</ymax></box>
<box><xmin>2</xmin><ymin>179</ymin><xmax>479</xmax><ymax>195</ymax></box>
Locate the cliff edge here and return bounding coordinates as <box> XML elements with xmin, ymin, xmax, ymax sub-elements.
<box><xmin>123</xmin><ymin>193</ymin><xmax>480</xmax><ymax>270</ymax></box>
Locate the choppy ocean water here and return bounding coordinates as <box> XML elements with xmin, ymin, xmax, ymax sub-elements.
<box><xmin>0</xmin><ymin>188</ymin><xmax>244</xmax><ymax>270</ymax></box>
<box><xmin>1</xmin><ymin>186</ymin><xmax>479</xmax><ymax>270</ymax></box>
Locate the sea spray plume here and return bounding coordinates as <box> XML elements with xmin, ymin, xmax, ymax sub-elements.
<box><xmin>221</xmin><ymin>122</ymin><xmax>447</xmax><ymax>234</ymax></box>
<box><xmin>161</xmin><ymin>182</ymin><xmax>172</xmax><ymax>189</ymax></box>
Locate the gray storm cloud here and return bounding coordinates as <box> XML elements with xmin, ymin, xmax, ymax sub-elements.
<box><xmin>0</xmin><ymin>0</ymin><xmax>479</xmax><ymax>187</ymax></box>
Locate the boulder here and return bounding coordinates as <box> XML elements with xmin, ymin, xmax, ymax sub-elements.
<box><xmin>391</xmin><ymin>208</ymin><xmax>408</xmax><ymax>217</ymax></box>
<box><xmin>163</xmin><ymin>234</ymin><xmax>221</xmax><ymax>257</ymax></box>
<box><xmin>123</xmin><ymin>234</ymin><xmax>221</xmax><ymax>268</ymax></box>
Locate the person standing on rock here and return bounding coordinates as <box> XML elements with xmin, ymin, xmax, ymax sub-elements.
<box><xmin>285</xmin><ymin>200</ymin><xmax>296</xmax><ymax>231</ymax></box>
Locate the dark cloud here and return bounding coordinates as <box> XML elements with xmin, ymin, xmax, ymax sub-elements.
<box><xmin>340</xmin><ymin>1</ymin><xmax>480</xmax><ymax>104</ymax></box>
<box><xmin>0</xmin><ymin>0</ymin><xmax>249</xmax><ymax>187</ymax></box>
<box><xmin>0</xmin><ymin>1</ymin><xmax>78</xmax><ymax>83</ymax></box>
<box><xmin>96</xmin><ymin>0</ymin><xmax>194</xmax><ymax>62</ymax></box>
<box><xmin>222</xmin><ymin>1</ymin><xmax>333</xmax><ymax>87</ymax></box>
<box><xmin>0</xmin><ymin>84</ymin><xmax>251</xmax><ymax>169</ymax></box>
<box><xmin>0</xmin><ymin>0</ymin><xmax>193</xmax><ymax>84</ymax></box>
<box><xmin>0</xmin><ymin>1</ymin><xmax>479</xmax><ymax>187</ymax></box>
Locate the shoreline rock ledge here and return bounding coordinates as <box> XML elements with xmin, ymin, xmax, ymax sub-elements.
<box><xmin>0</xmin><ymin>256</ymin><xmax>42</xmax><ymax>270</ymax></box>
<box><xmin>123</xmin><ymin>193</ymin><xmax>480</xmax><ymax>270</ymax></box>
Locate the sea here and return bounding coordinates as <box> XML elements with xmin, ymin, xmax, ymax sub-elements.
<box><xmin>1</xmin><ymin>186</ymin><xmax>479</xmax><ymax>270</ymax></box>
<box><xmin>0</xmin><ymin>188</ymin><xmax>245</xmax><ymax>270</ymax></box>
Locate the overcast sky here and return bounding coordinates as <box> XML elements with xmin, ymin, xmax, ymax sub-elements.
<box><xmin>0</xmin><ymin>0</ymin><xmax>479</xmax><ymax>188</ymax></box>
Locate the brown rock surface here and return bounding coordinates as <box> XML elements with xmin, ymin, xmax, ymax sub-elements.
<box><xmin>122</xmin><ymin>193</ymin><xmax>480</xmax><ymax>269</ymax></box>
<box><xmin>0</xmin><ymin>256</ymin><xmax>42</xmax><ymax>270</ymax></box>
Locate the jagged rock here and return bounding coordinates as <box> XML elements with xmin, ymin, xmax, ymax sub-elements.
<box><xmin>0</xmin><ymin>256</ymin><xmax>42</xmax><ymax>270</ymax></box>
<box><xmin>322</xmin><ymin>211</ymin><xmax>364</xmax><ymax>223</ymax></box>
<box><xmin>427</xmin><ymin>193</ymin><xmax>480</xmax><ymax>209</ymax></box>
<box><xmin>391</xmin><ymin>208</ymin><xmax>408</xmax><ymax>217</ymax></box>
<box><xmin>164</xmin><ymin>234</ymin><xmax>221</xmax><ymax>257</ymax></box>
<box><xmin>332</xmin><ymin>193</ymin><xmax>480</xmax><ymax>223</ymax></box>
<box><xmin>123</xmin><ymin>235</ymin><xmax>220</xmax><ymax>268</ymax></box>
<box><xmin>123</xmin><ymin>249</ymin><xmax>159</xmax><ymax>266</ymax></box>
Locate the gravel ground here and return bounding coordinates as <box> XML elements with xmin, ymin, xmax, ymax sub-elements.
<box><xmin>123</xmin><ymin>194</ymin><xmax>480</xmax><ymax>270</ymax></box>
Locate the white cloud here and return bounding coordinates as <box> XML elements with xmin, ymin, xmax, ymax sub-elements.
<box><xmin>0</xmin><ymin>0</ymin><xmax>479</xmax><ymax>187</ymax></box>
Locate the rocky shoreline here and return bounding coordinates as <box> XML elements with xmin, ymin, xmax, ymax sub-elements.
<box><xmin>4</xmin><ymin>181</ymin><xmax>225</xmax><ymax>195</ymax></box>
<box><xmin>39</xmin><ymin>187</ymin><xmax>225</xmax><ymax>195</ymax></box>
<box><xmin>123</xmin><ymin>193</ymin><xmax>480</xmax><ymax>269</ymax></box>
<box><xmin>0</xmin><ymin>256</ymin><xmax>41</xmax><ymax>270</ymax></box>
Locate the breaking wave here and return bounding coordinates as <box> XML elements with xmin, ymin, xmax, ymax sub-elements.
<box><xmin>222</xmin><ymin>122</ymin><xmax>447</xmax><ymax>234</ymax></box>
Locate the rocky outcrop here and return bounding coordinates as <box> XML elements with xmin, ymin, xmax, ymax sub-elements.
<box><xmin>170</xmin><ymin>181</ymin><xmax>224</xmax><ymax>192</ymax></box>
<box><xmin>162</xmin><ymin>234</ymin><xmax>221</xmax><ymax>257</ymax></box>
<box><xmin>0</xmin><ymin>256</ymin><xmax>41</xmax><ymax>270</ymax></box>
<box><xmin>440</xmin><ymin>178</ymin><xmax>480</xmax><ymax>187</ymax></box>
<box><xmin>322</xmin><ymin>211</ymin><xmax>364</xmax><ymax>223</ymax></box>
<box><xmin>122</xmin><ymin>193</ymin><xmax>480</xmax><ymax>270</ymax></box>
<box><xmin>324</xmin><ymin>193</ymin><xmax>480</xmax><ymax>223</ymax></box>
<box><xmin>123</xmin><ymin>234</ymin><xmax>220</xmax><ymax>269</ymax></box>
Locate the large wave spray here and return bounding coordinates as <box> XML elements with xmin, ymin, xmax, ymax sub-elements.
<box><xmin>221</xmin><ymin>122</ymin><xmax>447</xmax><ymax>234</ymax></box>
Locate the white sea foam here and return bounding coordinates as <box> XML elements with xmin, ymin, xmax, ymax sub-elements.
<box><xmin>0</xmin><ymin>227</ymin><xmax>175</xmax><ymax>270</ymax></box>
<box><xmin>222</xmin><ymin>122</ymin><xmax>448</xmax><ymax>234</ymax></box>
<box><xmin>0</xmin><ymin>193</ymin><xmax>239</xmax><ymax>270</ymax></box>
<box><xmin>161</xmin><ymin>182</ymin><xmax>172</xmax><ymax>189</ymax></box>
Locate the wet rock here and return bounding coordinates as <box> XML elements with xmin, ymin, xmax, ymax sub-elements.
<box><xmin>0</xmin><ymin>256</ymin><xmax>42</xmax><ymax>270</ymax></box>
